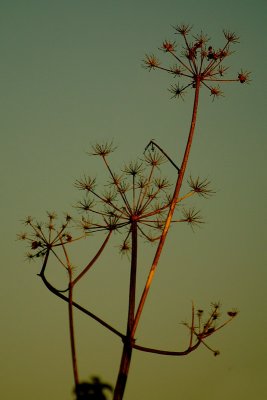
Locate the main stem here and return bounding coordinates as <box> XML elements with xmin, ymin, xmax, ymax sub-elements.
<box><xmin>113</xmin><ymin>220</ymin><xmax>138</xmax><ymax>400</ymax></box>
<box><xmin>132</xmin><ymin>79</ymin><xmax>201</xmax><ymax>337</ymax></box>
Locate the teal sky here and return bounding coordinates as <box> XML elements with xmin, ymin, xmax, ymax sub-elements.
<box><xmin>1</xmin><ymin>0</ymin><xmax>267</xmax><ymax>399</ymax></box>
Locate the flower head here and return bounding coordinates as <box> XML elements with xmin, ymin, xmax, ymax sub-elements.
<box><xmin>227</xmin><ymin>309</ymin><xmax>238</xmax><ymax>317</ymax></box>
<box><xmin>183</xmin><ymin>301</ymin><xmax>238</xmax><ymax>356</ymax></box>
<box><xmin>210</xmin><ymin>86</ymin><xmax>224</xmax><ymax>100</ymax></box>
<box><xmin>90</xmin><ymin>142</ymin><xmax>116</xmax><ymax>157</ymax></box>
<box><xmin>161</xmin><ymin>40</ymin><xmax>176</xmax><ymax>52</ymax></box>
<box><xmin>181</xmin><ymin>208</ymin><xmax>203</xmax><ymax>228</ymax></box>
<box><xmin>73</xmin><ymin>146</ymin><xmax>198</xmax><ymax>254</ymax></box>
<box><xmin>144</xmin><ymin>24</ymin><xmax>249</xmax><ymax>100</ymax></box>
<box><xmin>238</xmin><ymin>70</ymin><xmax>251</xmax><ymax>84</ymax></box>
<box><xmin>143</xmin><ymin>54</ymin><xmax>161</xmax><ymax>70</ymax></box>
<box><xmin>169</xmin><ymin>84</ymin><xmax>187</xmax><ymax>100</ymax></box>
<box><xmin>173</xmin><ymin>23</ymin><xmax>192</xmax><ymax>36</ymax></box>
<box><xmin>18</xmin><ymin>213</ymin><xmax>79</xmax><ymax>261</ymax></box>
<box><xmin>188</xmin><ymin>176</ymin><xmax>214</xmax><ymax>198</ymax></box>
<box><xmin>223</xmin><ymin>30</ymin><xmax>239</xmax><ymax>43</ymax></box>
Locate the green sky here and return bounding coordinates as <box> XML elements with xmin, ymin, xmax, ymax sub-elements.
<box><xmin>1</xmin><ymin>0</ymin><xmax>267</xmax><ymax>399</ymax></box>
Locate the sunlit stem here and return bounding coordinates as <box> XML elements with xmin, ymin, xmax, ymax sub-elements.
<box><xmin>132</xmin><ymin>78</ymin><xmax>201</xmax><ymax>337</ymax></box>
<box><xmin>113</xmin><ymin>220</ymin><xmax>138</xmax><ymax>400</ymax></box>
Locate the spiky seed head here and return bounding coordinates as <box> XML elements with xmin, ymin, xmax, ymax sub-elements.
<box><xmin>144</xmin><ymin>150</ymin><xmax>166</xmax><ymax>167</ymax></box>
<box><xmin>75</xmin><ymin>176</ymin><xmax>96</xmax><ymax>192</ymax></box>
<box><xmin>238</xmin><ymin>70</ymin><xmax>251</xmax><ymax>84</ymax></box>
<box><xmin>47</xmin><ymin>211</ymin><xmax>57</xmax><ymax>220</ymax></box>
<box><xmin>227</xmin><ymin>309</ymin><xmax>238</xmax><ymax>317</ymax></box>
<box><xmin>122</xmin><ymin>161</ymin><xmax>144</xmax><ymax>176</ymax></box>
<box><xmin>161</xmin><ymin>40</ymin><xmax>176</xmax><ymax>52</ymax></box>
<box><xmin>143</xmin><ymin>54</ymin><xmax>161</xmax><ymax>70</ymax></box>
<box><xmin>169</xmin><ymin>83</ymin><xmax>186</xmax><ymax>100</ymax></box>
<box><xmin>210</xmin><ymin>86</ymin><xmax>224</xmax><ymax>100</ymax></box>
<box><xmin>173</xmin><ymin>23</ymin><xmax>192</xmax><ymax>36</ymax></box>
<box><xmin>188</xmin><ymin>176</ymin><xmax>214</xmax><ymax>198</ymax></box>
<box><xmin>223</xmin><ymin>30</ymin><xmax>239</xmax><ymax>43</ymax></box>
<box><xmin>90</xmin><ymin>142</ymin><xmax>116</xmax><ymax>157</ymax></box>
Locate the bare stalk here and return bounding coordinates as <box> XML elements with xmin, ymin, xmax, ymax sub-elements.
<box><xmin>72</xmin><ymin>230</ymin><xmax>112</xmax><ymax>286</ymax></box>
<box><xmin>61</xmin><ymin>239</ymin><xmax>79</xmax><ymax>387</ymax></box>
<box><xmin>68</xmin><ymin>279</ymin><xmax>79</xmax><ymax>387</ymax></box>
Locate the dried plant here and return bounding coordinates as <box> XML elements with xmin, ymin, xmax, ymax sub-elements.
<box><xmin>18</xmin><ymin>23</ymin><xmax>249</xmax><ymax>400</ymax></box>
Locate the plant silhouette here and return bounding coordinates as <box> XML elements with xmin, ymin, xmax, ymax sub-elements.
<box><xmin>18</xmin><ymin>22</ymin><xmax>249</xmax><ymax>400</ymax></box>
<box><xmin>74</xmin><ymin>376</ymin><xmax>113</xmax><ymax>400</ymax></box>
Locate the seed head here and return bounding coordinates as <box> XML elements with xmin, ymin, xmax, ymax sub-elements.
<box><xmin>143</xmin><ymin>54</ymin><xmax>161</xmax><ymax>70</ymax></box>
<box><xmin>17</xmin><ymin>232</ymin><xmax>27</xmax><ymax>241</ymax></box>
<box><xmin>168</xmin><ymin>84</ymin><xmax>186</xmax><ymax>100</ymax></box>
<box><xmin>210</xmin><ymin>86</ymin><xmax>224</xmax><ymax>100</ymax></box>
<box><xmin>238</xmin><ymin>70</ymin><xmax>251</xmax><ymax>84</ymax></box>
<box><xmin>75</xmin><ymin>176</ymin><xmax>96</xmax><ymax>192</ymax></box>
<box><xmin>227</xmin><ymin>309</ymin><xmax>238</xmax><ymax>317</ymax></box>
<box><xmin>119</xmin><ymin>240</ymin><xmax>131</xmax><ymax>256</ymax></box>
<box><xmin>144</xmin><ymin>150</ymin><xmax>166</xmax><ymax>167</ymax></box>
<box><xmin>90</xmin><ymin>142</ymin><xmax>116</xmax><ymax>157</ymax></box>
<box><xmin>161</xmin><ymin>40</ymin><xmax>176</xmax><ymax>52</ymax></box>
<box><xmin>188</xmin><ymin>176</ymin><xmax>214</xmax><ymax>198</ymax></box>
<box><xmin>47</xmin><ymin>211</ymin><xmax>57</xmax><ymax>220</ymax></box>
<box><xmin>181</xmin><ymin>208</ymin><xmax>203</xmax><ymax>228</ymax></box>
<box><xmin>173</xmin><ymin>23</ymin><xmax>192</xmax><ymax>36</ymax></box>
<box><xmin>223</xmin><ymin>30</ymin><xmax>239</xmax><ymax>43</ymax></box>
<box><xmin>122</xmin><ymin>161</ymin><xmax>144</xmax><ymax>176</ymax></box>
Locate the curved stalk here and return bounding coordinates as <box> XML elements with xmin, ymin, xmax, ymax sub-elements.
<box><xmin>72</xmin><ymin>230</ymin><xmax>112</xmax><ymax>286</ymax></box>
<box><xmin>132</xmin><ymin>79</ymin><xmax>201</xmax><ymax>337</ymax></box>
<box><xmin>133</xmin><ymin>340</ymin><xmax>201</xmax><ymax>355</ymax></box>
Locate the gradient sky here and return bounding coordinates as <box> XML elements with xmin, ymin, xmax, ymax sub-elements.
<box><xmin>1</xmin><ymin>1</ymin><xmax>267</xmax><ymax>399</ymax></box>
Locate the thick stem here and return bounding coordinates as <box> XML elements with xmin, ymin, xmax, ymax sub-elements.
<box><xmin>132</xmin><ymin>79</ymin><xmax>201</xmax><ymax>337</ymax></box>
<box><xmin>113</xmin><ymin>220</ymin><xmax>138</xmax><ymax>400</ymax></box>
<box><xmin>113</xmin><ymin>341</ymin><xmax>133</xmax><ymax>400</ymax></box>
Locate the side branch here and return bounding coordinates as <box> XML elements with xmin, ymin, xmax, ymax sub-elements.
<box><xmin>144</xmin><ymin>140</ymin><xmax>180</xmax><ymax>172</ymax></box>
<box><xmin>133</xmin><ymin>340</ymin><xmax>201</xmax><ymax>356</ymax></box>
<box><xmin>72</xmin><ymin>230</ymin><xmax>113</xmax><ymax>286</ymax></box>
<box><xmin>38</xmin><ymin>266</ymin><xmax>124</xmax><ymax>340</ymax></box>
